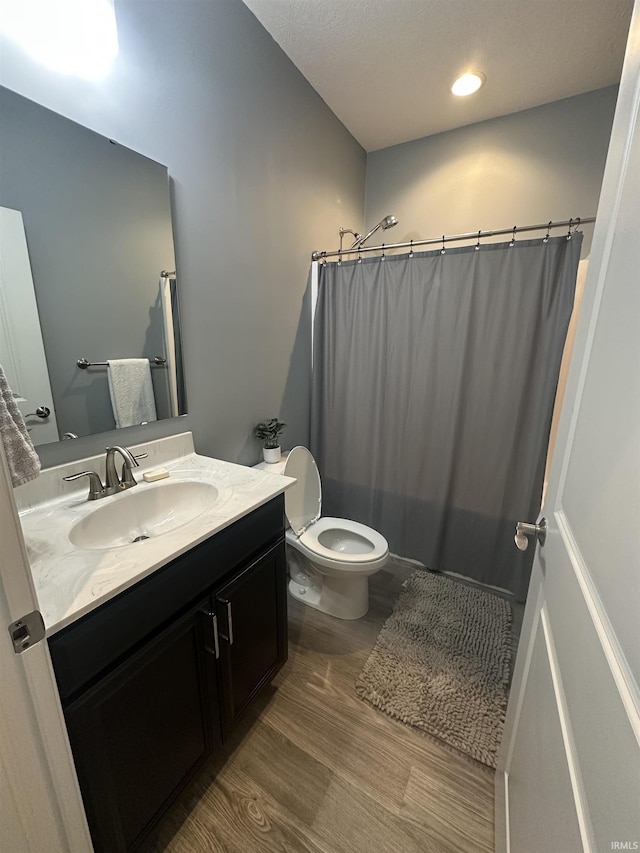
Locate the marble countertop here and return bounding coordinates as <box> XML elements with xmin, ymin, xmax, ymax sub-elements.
<box><xmin>19</xmin><ymin>447</ymin><xmax>294</xmax><ymax>636</ymax></box>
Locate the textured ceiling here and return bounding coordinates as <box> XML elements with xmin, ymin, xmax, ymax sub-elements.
<box><xmin>241</xmin><ymin>0</ymin><xmax>634</xmax><ymax>152</ymax></box>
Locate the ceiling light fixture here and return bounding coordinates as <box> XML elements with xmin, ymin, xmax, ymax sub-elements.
<box><xmin>0</xmin><ymin>0</ymin><xmax>118</xmax><ymax>80</ymax></box>
<box><xmin>451</xmin><ymin>72</ymin><xmax>485</xmax><ymax>97</ymax></box>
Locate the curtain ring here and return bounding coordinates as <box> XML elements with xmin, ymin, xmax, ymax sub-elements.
<box><xmin>573</xmin><ymin>217</ymin><xmax>581</xmax><ymax>235</ymax></box>
<box><xmin>441</xmin><ymin>235</ymin><xmax>446</xmax><ymax>255</ymax></box>
<box><xmin>543</xmin><ymin>221</ymin><xmax>552</xmax><ymax>243</ymax></box>
<box><xmin>357</xmin><ymin>247</ymin><xmax>362</xmax><ymax>264</ymax></box>
<box><xmin>380</xmin><ymin>243</ymin><xmax>386</xmax><ymax>261</ymax></box>
<box><xmin>475</xmin><ymin>230</ymin><xmax>481</xmax><ymax>251</ymax></box>
<box><xmin>566</xmin><ymin>218</ymin><xmax>573</xmax><ymax>241</ymax></box>
<box><xmin>509</xmin><ymin>225</ymin><xmax>517</xmax><ymax>247</ymax></box>
<box><xmin>408</xmin><ymin>239</ymin><xmax>414</xmax><ymax>259</ymax></box>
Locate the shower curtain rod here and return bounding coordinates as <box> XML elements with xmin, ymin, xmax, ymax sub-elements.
<box><xmin>311</xmin><ymin>216</ymin><xmax>596</xmax><ymax>261</ymax></box>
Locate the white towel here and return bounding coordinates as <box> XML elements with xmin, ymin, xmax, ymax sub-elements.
<box><xmin>107</xmin><ymin>359</ymin><xmax>157</xmax><ymax>429</ymax></box>
<box><xmin>0</xmin><ymin>364</ymin><xmax>41</xmax><ymax>486</ymax></box>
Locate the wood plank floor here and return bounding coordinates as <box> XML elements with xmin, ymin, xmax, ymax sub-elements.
<box><xmin>141</xmin><ymin>562</ymin><xmax>512</xmax><ymax>853</ymax></box>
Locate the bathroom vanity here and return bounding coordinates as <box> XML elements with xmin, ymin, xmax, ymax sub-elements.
<box><xmin>16</xmin><ymin>434</ymin><xmax>294</xmax><ymax>853</ymax></box>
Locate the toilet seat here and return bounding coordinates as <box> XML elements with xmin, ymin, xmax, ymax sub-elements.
<box><xmin>294</xmin><ymin>517</ymin><xmax>388</xmax><ymax>566</ymax></box>
<box><xmin>283</xmin><ymin>447</ymin><xmax>389</xmax><ymax>571</ymax></box>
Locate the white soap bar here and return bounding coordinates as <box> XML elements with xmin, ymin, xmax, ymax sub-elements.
<box><xmin>143</xmin><ymin>468</ymin><xmax>170</xmax><ymax>482</ymax></box>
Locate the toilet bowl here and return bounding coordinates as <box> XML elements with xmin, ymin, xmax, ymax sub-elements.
<box><xmin>283</xmin><ymin>446</ymin><xmax>389</xmax><ymax>620</ymax></box>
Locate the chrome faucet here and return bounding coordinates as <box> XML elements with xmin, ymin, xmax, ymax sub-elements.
<box><xmin>63</xmin><ymin>446</ymin><xmax>148</xmax><ymax>501</ymax></box>
<box><xmin>105</xmin><ymin>446</ymin><xmax>147</xmax><ymax>491</ymax></box>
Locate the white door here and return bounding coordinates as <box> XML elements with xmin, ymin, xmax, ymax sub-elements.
<box><xmin>0</xmin><ymin>206</ymin><xmax>60</xmax><ymax>445</ymax></box>
<box><xmin>0</xmin><ymin>442</ymin><xmax>93</xmax><ymax>851</ymax></box>
<box><xmin>496</xmin><ymin>8</ymin><xmax>640</xmax><ymax>852</ymax></box>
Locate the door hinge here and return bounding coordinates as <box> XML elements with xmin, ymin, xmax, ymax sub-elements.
<box><xmin>9</xmin><ymin>610</ymin><xmax>45</xmax><ymax>654</ymax></box>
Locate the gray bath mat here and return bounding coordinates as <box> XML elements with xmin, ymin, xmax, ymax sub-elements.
<box><xmin>356</xmin><ymin>570</ymin><xmax>512</xmax><ymax>768</ymax></box>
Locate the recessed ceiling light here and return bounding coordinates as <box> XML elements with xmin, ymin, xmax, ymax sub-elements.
<box><xmin>451</xmin><ymin>72</ymin><xmax>485</xmax><ymax>97</ymax></box>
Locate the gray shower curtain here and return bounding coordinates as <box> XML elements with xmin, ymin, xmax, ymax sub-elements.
<box><xmin>311</xmin><ymin>235</ymin><xmax>582</xmax><ymax>597</ymax></box>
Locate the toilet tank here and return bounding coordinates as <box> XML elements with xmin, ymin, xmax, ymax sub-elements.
<box><xmin>253</xmin><ymin>455</ymin><xmax>288</xmax><ymax>475</ymax></box>
<box><xmin>253</xmin><ymin>454</ymin><xmax>290</xmax><ymax>529</ymax></box>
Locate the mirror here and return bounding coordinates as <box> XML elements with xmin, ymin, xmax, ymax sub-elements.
<box><xmin>0</xmin><ymin>86</ymin><xmax>187</xmax><ymax>447</ymax></box>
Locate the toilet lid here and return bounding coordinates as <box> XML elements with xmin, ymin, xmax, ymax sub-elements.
<box><xmin>283</xmin><ymin>446</ymin><xmax>322</xmax><ymax>535</ymax></box>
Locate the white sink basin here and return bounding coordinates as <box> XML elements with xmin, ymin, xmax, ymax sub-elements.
<box><xmin>69</xmin><ymin>480</ymin><xmax>219</xmax><ymax>549</ymax></box>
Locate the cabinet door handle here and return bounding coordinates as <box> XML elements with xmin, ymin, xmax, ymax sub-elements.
<box><xmin>211</xmin><ymin>612</ymin><xmax>220</xmax><ymax>658</ymax></box>
<box><xmin>218</xmin><ymin>599</ymin><xmax>234</xmax><ymax>645</ymax></box>
<box><xmin>201</xmin><ymin>610</ymin><xmax>220</xmax><ymax>659</ymax></box>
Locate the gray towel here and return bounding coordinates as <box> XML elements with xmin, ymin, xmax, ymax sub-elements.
<box><xmin>0</xmin><ymin>365</ymin><xmax>41</xmax><ymax>487</ymax></box>
<box><xmin>107</xmin><ymin>358</ymin><xmax>157</xmax><ymax>428</ymax></box>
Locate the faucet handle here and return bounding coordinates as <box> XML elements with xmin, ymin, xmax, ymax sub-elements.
<box><xmin>63</xmin><ymin>470</ymin><xmax>106</xmax><ymax>501</ymax></box>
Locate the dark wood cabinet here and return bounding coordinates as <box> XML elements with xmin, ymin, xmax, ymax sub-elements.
<box><xmin>64</xmin><ymin>599</ymin><xmax>219</xmax><ymax>853</ymax></box>
<box><xmin>216</xmin><ymin>542</ymin><xmax>287</xmax><ymax>736</ymax></box>
<box><xmin>48</xmin><ymin>497</ymin><xmax>287</xmax><ymax>853</ymax></box>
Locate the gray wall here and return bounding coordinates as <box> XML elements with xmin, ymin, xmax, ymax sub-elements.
<box><xmin>0</xmin><ymin>1</ymin><xmax>617</xmax><ymax>471</ymax></box>
<box><xmin>0</xmin><ymin>0</ymin><xmax>366</xmax><ymax>466</ymax></box>
<box><xmin>0</xmin><ymin>87</ymin><xmax>176</xmax><ymax>440</ymax></box>
<box><xmin>365</xmin><ymin>88</ymin><xmax>618</xmax><ymax>260</ymax></box>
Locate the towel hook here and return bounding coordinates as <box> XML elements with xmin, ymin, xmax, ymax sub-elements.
<box><xmin>543</xmin><ymin>221</ymin><xmax>552</xmax><ymax>243</ymax></box>
<box><xmin>441</xmin><ymin>235</ymin><xmax>446</xmax><ymax>255</ymax></box>
<box><xmin>509</xmin><ymin>225</ymin><xmax>517</xmax><ymax>247</ymax></box>
<box><xmin>475</xmin><ymin>230</ymin><xmax>481</xmax><ymax>251</ymax></box>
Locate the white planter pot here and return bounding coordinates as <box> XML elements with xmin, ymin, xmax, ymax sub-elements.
<box><xmin>262</xmin><ymin>446</ymin><xmax>281</xmax><ymax>464</ymax></box>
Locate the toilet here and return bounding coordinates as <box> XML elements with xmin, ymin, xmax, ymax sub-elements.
<box><xmin>283</xmin><ymin>446</ymin><xmax>389</xmax><ymax>620</ymax></box>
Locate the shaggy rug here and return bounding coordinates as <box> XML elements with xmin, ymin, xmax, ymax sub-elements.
<box><xmin>356</xmin><ymin>570</ymin><xmax>512</xmax><ymax>768</ymax></box>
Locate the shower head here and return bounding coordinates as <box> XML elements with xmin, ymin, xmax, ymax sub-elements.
<box><xmin>351</xmin><ymin>214</ymin><xmax>399</xmax><ymax>248</ymax></box>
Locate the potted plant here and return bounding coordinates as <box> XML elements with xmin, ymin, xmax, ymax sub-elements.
<box><xmin>254</xmin><ymin>417</ymin><xmax>286</xmax><ymax>464</ymax></box>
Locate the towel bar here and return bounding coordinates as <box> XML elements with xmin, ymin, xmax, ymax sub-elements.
<box><xmin>77</xmin><ymin>357</ymin><xmax>166</xmax><ymax>369</ymax></box>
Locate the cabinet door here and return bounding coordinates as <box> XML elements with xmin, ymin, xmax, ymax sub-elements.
<box><xmin>216</xmin><ymin>540</ymin><xmax>287</xmax><ymax>736</ymax></box>
<box><xmin>64</xmin><ymin>599</ymin><xmax>221</xmax><ymax>853</ymax></box>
